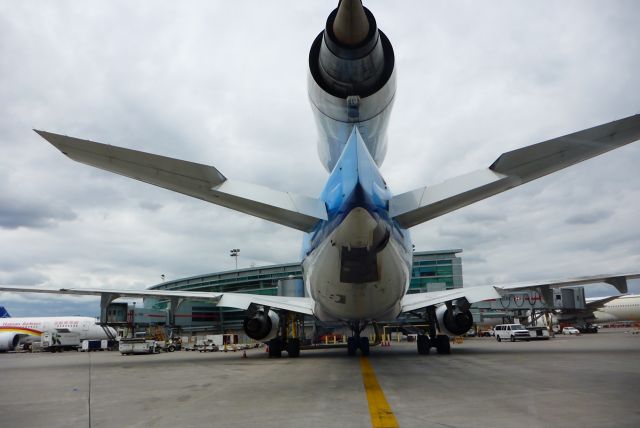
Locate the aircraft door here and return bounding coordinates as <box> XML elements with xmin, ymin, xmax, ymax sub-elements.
<box><xmin>82</xmin><ymin>320</ymin><xmax>90</xmax><ymax>339</ymax></box>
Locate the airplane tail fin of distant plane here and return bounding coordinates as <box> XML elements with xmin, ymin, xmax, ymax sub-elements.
<box><xmin>0</xmin><ymin>306</ymin><xmax>11</xmax><ymax>318</ymax></box>
<box><xmin>390</xmin><ymin>114</ymin><xmax>640</xmax><ymax>228</ymax></box>
<box><xmin>35</xmin><ymin>131</ymin><xmax>327</xmax><ymax>232</ymax></box>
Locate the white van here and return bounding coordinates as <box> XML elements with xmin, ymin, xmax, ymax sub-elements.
<box><xmin>494</xmin><ymin>324</ymin><xmax>530</xmax><ymax>342</ymax></box>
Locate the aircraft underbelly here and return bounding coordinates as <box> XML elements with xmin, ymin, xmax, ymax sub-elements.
<box><xmin>304</xmin><ymin>223</ymin><xmax>409</xmax><ymax>322</ymax></box>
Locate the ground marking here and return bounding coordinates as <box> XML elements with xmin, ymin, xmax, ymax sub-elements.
<box><xmin>359</xmin><ymin>356</ymin><xmax>399</xmax><ymax>428</ymax></box>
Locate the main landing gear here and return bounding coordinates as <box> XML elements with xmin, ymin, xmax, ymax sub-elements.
<box><xmin>267</xmin><ymin>310</ymin><xmax>302</xmax><ymax>358</ymax></box>
<box><xmin>416</xmin><ymin>307</ymin><xmax>451</xmax><ymax>355</ymax></box>
<box><xmin>347</xmin><ymin>321</ymin><xmax>370</xmax><ymax>356</ymax></box>
<box><xmin>416</xmin><ymin>334</ymin><xmax>450</xmax><ymax>355</ymax></box>
<box><xmin>267</xmin><ymin>337</ymin><xmax>301</xmax><ymax>358</ymax></box>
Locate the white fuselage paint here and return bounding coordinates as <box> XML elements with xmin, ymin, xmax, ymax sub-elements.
<box><xmin>302</xmin><ymin>208</ymin><xmax>411</xmax><ymax>322</ymax></box>
<box><xmin>591</xmin><ymin>295</ymin><xmax>640</xmax><ymax>322</ymax></box>
<box><xmin>0</xmin><ymin>316</ymin><xmax>115</xmax><ymax>348</ymax></box>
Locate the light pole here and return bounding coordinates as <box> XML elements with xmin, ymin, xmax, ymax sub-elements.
<box><xmin>230</xmin><ymin>248</ymin><xmax>240</xmax><ymax>270</ymax></box>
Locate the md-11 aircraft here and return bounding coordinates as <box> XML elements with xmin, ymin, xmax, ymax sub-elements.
<box><xmin>1</xmin><ymin>1</ymin><xmax>639</xmax><ymax>357</ymax></box>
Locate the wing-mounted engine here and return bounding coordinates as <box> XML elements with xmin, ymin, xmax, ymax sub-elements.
<box><xmin>0</xmin><ymin>332</ymin><xmax>21</xmax><ymax>352</ymax></box>
<box><xmin>435</xmin><ymin>300</ymin><xmax>474</xmax><ymax>337</ymax></box>
<box><xmin>243</xmin><ymin>308</ymin><xmax>280</xmax><ymax>342</ymax></box>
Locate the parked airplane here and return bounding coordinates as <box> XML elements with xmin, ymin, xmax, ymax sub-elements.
<box><xmin>1</xmin><ymin>1</ymin><xmax>639</xmax><ymax>356</ymax></box>
<box><xmin>558</xmin><ymin>294</ymin><xmax>640</xmax><ymax>325</ymax></box>
<box><xmin>0</xmin><ymin>307</ymin><xmax>116</xmax><ymax>352</ymax></box>
<box><xmin>592</xmin><ymin>295</ymin><xmax>640</xmax><ymax>322</ymax></box>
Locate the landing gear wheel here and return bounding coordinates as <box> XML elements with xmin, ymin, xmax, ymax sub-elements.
<box><xmin>268</xmin><ymin>338</ymin><xmax>282</xmax><ymax>358</ymax></box>
<box><xmin>287</xmin><ymin>338</ymin><xmax>301</xmax><ymax>358</ymax></box>
<box><xmin>417</xmin><ymin>334</ymin><xmax>430</xmax><ymax>355</ymax></box>
<box><xmin>347</xmin><ymin>337</ymin><xmax>357</xmax><ymax>356</ymax></box>
<box><xmin>435</xmin><ymin>335</ymin><xmax>451</xmax><ymax>354</ymax></box>
<box><xmin>359</xmin><ymin>337</ymin><xmax>370</xmax><ymax>356</ymax></box>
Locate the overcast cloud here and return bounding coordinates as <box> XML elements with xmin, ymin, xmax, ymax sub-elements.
<box><xmin>1</xmin><ymin>0</ymin><xmax>639</xmax><ymax>317</ymax></box>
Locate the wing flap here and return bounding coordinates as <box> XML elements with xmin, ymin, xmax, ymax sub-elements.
<box><xmin>36</xmin><ymin>130</ymin><xmax>327</xmax><ymax>232</ymax></box>
<box><xmin>391</xmin><ymin>114</ymin><xmax>640</xmax><ymax>228</ymax></box>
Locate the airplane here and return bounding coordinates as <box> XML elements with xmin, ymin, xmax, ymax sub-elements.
<box><xmin>0</xmin><ymin>307</ymin><xmax>117</xmax><ymax>352</ymax></box>
<box><xmin>556</xmin><ymin>294</ymin><xmax>640</xmax><ymax>326</ymax></box>
<box><xmin>1</xmin><ymin>0</ymin><xmax>639</xmax><ymax>357</ymax></box>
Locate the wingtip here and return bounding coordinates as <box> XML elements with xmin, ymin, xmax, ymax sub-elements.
<box><xmin>33</xmin><ymin>129</ymin><xmax>53</xmax><ymax>140</ymax></box>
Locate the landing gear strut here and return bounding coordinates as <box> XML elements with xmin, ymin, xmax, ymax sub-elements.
<box><xmin>267</xmin><ymin>310</ymin><xmax>302</xmax><ymax>358</ymax></box>
<box><xmin>347</xmin><ymin>321</ymin><xmax>370</xmax><ymax>356</ymax></box>
<box><xmin>416</xmin><ymin>307</ymin><xmax>451</xmax><ymax>355</ymax></box>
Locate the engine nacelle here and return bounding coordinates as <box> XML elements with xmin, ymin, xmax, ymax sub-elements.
<box><xmin>0</xmin><ymin>332</ymin><xmax>20</xmax><ymax>352</ymax></box>
<box><xmin>308</xmin><ymin>1</ymin><xmax>396</xmax><ymax>173</ymax></box>
<box><xmin>435</xmin><ymin>305</ymin><xmax>474</xmax><ymax>337</ymax></box>
<box><xmin>243</xmin><ymin>310</ymin><xmax>279</xmax><ymax>342</ymax></box>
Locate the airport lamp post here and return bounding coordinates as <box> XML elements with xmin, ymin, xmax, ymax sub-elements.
<box><xmin>230</xmin><ymin>248</ymin><xmax>240</xmax><ymax>270</ymax></box>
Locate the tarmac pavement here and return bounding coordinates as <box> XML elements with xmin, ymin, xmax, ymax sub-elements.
<box><xmin>1</xmin><ymin>328</ymin><xmax>639</xmax><ymax>428</ymax></box>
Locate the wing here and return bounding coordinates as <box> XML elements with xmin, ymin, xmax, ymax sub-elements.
<box><xmin>401</xmin><ymin>272</ymin><xmax>639</xmax><ymax>313</ymax></box>
<box><xmin>0</xmin><ymin>285</ymin><xmax>315</xmax><ymax>316</ymax></box>
<box><xmin>35</xmin><ymin>131</ymin><xmax>327</xmax><ymax>232</ymax></box>
<box><xmin>391</xmin><ymin>114</ymin><xmax>640</xmax><ymax>228</ymax></box>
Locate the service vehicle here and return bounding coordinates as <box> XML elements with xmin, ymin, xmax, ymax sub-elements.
<box><xmin>562</xmin><ymin>327</ymin><xmax>580</xmax><ymax>335</ymax></box>
<box><xmin>40</xmin><ymin>331</ymin><xmax>80</xmax><ymax>352</ymax></box>
<box><xmin>527</xmin><ymin>327</ymin><xmax>550</xmax><ymax>340</ymax></box>
<box><xmin>119</xmin><ymin>338</ymin><xmax>160</xmax><ymax>355</ymax></box>
<box><xmin>494</xmin><ymin>324</ymin><xmax>531</xmax><ymax>342</ymax></box>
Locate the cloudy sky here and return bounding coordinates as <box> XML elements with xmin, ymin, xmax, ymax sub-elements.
<box><xmin>1</xmin><ymin>0</ymin><xmax>639</xmax><ymax>317</ymax></box>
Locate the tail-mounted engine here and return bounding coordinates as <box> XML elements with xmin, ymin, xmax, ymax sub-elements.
<box><xmin>243</xmin><ymin>309</ymin><xmax>279</xmax><ymax>341</ymax></box>
<box><xmin>308</xmin><ymin>0</ymin><xmax>397</xmax><ymax>172</ymax></box>
<box><xmin>435</xmin><ymin>301</ymin><xmax>474</xmax><ymax>337</ymax></box>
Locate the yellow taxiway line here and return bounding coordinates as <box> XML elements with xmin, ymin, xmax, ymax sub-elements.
<box><xmin>359</xmin><ymin>356</ymin><xmax>399</xmax><ymax>428</ymax></box>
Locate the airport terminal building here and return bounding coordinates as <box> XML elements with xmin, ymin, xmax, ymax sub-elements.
<box><xmin>140</xmin><ymin>250</ymin><xmax>463</xmax><ymax>332</ymax></box>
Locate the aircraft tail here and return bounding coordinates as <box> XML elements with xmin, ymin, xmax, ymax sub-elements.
<box><xmin>0</xmin><ymin>306</ymin><xmax>11</xmax><ymax>318</ymax></box>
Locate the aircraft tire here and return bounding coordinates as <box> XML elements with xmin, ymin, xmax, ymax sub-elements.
<box><xmin>347</xmin><ymin>337</ymin><xmax>357</xmax><ymax>356</ymax></box>
<box><xmin>287</xmin><ymin>338</ymin><xmax>301</xmax><ymax>358</ymax></box>
<box><xmin>417</xmin><ymin>334</ymin><xmax>430</xmax><ymax>355</ymax></box>
<box><xmin>359</xmin><ymin>337</ymin><xmax>370</xmax><ymax>356</ymax></box>
<box><xmin>435</xmin><ymin>335</ymin><xmax>451</xmax><ymax>354</ymax></box>
<box><xmin>268</xmin><ymin>338</ymin><xmax>282</xmax><ymax>358</ymax></box>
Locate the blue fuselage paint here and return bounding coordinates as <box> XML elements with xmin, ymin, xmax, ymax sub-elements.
<box><xmin>301</xmin><ymin>127</ymin><xmax>412</xmax><ymax>321</ymax></box>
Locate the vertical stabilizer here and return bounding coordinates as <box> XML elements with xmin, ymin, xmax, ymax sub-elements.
<box><xmin>0</xmin><ymin>306</ymin><xmax>11</xmax><ymax>318</ymax></box>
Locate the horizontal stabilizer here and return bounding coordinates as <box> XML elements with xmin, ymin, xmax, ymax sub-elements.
<box><xmin>35</xmin><ymin>131</ymin><xmax>327</xmax><ymax>232</ymax></box>
<box><xmin>391</xmin><ymin>114</ymin><xmax>640</xmax><ymax>228</ymax></box>
<box><xmin>0</xmin><ymin>285</ymin><xmax>315</xmax><ymax>316</ymax></box>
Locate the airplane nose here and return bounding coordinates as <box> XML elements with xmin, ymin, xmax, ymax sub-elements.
<box><xmin>333</xmin><ymin>0</ymin><xmax>370</xmax><ymax>46</ymax></box>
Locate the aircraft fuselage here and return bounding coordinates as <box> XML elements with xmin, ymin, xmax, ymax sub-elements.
<box><xmin>302</xmin><ymin>2</ymin><xmax>408</xmax><ymax>323</ymax></box>
<box><xmin>301</xmin><ymin>128</ymin><xmax>412</xmax><ymax>322</ymax></box>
